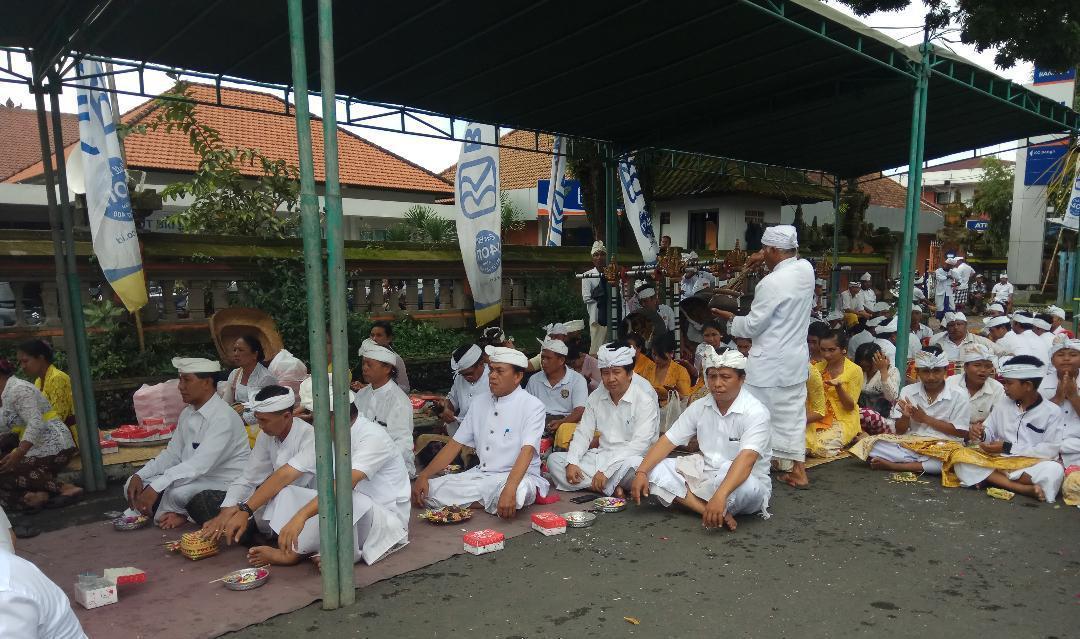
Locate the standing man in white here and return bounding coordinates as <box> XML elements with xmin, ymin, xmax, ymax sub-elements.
<box><xmin>581</xmin><ymin>241</ymin><xmax>609</xmax><ymax>355</ymax></box>
<box><xmin>953</xmin><ymin>256</ymin><xmax>976</xmax><ymax>312</ymax></box>
<box><xmin>711</xmin><ymin>225</ymin><xmax>815</xmax><ymax>489</ymax></box>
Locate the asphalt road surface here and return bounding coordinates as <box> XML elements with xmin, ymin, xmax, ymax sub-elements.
<box><xmin>224</xmin><ymin>458</ymin><xmax>1080</xmax><ymax>639</ymax></box>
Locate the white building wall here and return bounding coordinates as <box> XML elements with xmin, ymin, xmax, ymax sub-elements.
<box><xmin>654</xmin><ymin>195</ymin><xmax>780</xmax><ymax>250</ymax></box>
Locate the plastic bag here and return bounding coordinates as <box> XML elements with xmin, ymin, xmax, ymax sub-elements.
<box><xmin>268</xmin><ymin>348</ymin><xmax>309</xmax><ymax>394</ymax></box>
<box><xmin>132</xmin><ymin>379</ymin><xmax>186</xmax><ymax>428</ymax></box>
<box><xmin>659</xmin><ymin>390</ymin><xmax>685</xmax><ymax>433</ymax></box>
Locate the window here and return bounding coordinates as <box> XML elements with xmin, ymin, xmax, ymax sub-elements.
<box><xmin>687</xmin><ymin>209</ymin><xmax>718</xmax><ymax>250</ymax></box>
<box><xmin>934</xmin><ymin>191</ymin><xmax>951</xmax><ymax>204</ymax></box>
<box><xmin>744</xmin><ymin>210</ymin><xmax>765</xmax><ymax>225</ymax></box>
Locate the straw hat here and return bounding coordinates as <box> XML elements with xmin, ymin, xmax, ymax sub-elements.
<box><xmin>209</xmin><ymin>308</ymin><xmax>284</xmax><ymax>365</ymax></box>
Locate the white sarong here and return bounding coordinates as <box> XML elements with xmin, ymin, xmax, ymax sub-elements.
<box><xmin>646</xmin><ymin>455</ymin><xmax>771</xmax><ymax>517</ymax></box>
<box><xmin>868</xmin><ymin>441</ymin><xmax>943</xmax><ymax>474</ymax></box>
<box><xmin>123</xmin><ymin>475</ymin><xmax>227</xmax><ymax>524</ymax></box>
<box><xmin>745</xmin><ymin>382</ymin><xmax>806</xmax><ymax>463</ymax></box>
<box><xmin>546</xmin><ymin>451</ymin><xmax>642</xmax><ymax>495</ymax></box>
<box><xmin>953</xmin><ymin>460</ymin><xmax>1064</xmax><ymax>503</ymax></box>
<box><xmin>425</xmin><ymin>467</ymin><xmax>549</xmax><ymax>514</ymax></box>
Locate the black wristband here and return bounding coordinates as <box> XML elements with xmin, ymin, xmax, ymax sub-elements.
<box><xmin>237</xmin><ymin>502</ymin><xmax>254</xmax><ymax>517</ymax></box>
<box><xmin>1002</xmin><ymin>441</ymin><xmax>1013</xmax><ymax>455</ymax></box>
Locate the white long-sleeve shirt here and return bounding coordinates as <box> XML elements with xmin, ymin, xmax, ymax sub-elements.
<box><xmin>0</xmin><ymin>551</ymin><xmax>86</xmax><ymax>639</ymax></box>
<box><xmin>982</xmin><ymin>395</ymin><xmax>1064</xmax><ymax>460</ymax></box>
<box><xmin>946</xmin><ymin>373</ymin><xmax>1004</xmax><ymax>425</ymax></box>
<box><xmin>996</xmin><ymin>329</ymin><xmax>1049</xmax><ymax>363</ymax></box>
<box><xmin>664</xmin><ymin>387</ymin><xmax>772</xmax><ymax>485</ymax></box>
<box><xmin>862</xmin><ymin>366</ymin><xmax>900</xmax><ymax>404</ymax></box>
<box><xmin>581</xmin><ymin>267</ymin><xmax>602</xmax><ymax>325</ymax></box>
<box><xmin>1038</xmin><ymin>375</ymin><xmax>1080</xmax><ymax>467</ymax></box>
<box><xmin>889</xmin><ymin>382</ymin><xmax>971</xmax><ymax>442</ymax></box>
<box><xmin>453</xmin><ymin>387</ymin><xmax>545</xmax><ymax>478</ymax></box>
<box><xmin>566</xmin><ymin>373</ymin><xmax>659</xmax><ymax>477</ymax></box>
<box><xmin>136</xmin><ymin>393</ymin><xmax>250</xmax><ymax>494</ymax></box>
<box><xmin>221</xmin><ymin>418</ymin><xmax>316</xmax><ymax>508</ymax></box>
<box><xmin>728</xmin><ymin>257</ymin><xmax>814</xmax><ymax>387</ymax></box>
<box><xmin>354</xmin><ymin>381</ymin><xmax>415</xmax><ymax>477</ymax></box>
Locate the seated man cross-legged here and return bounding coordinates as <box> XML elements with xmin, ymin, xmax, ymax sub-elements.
<box><xmin>546</xmin><ymin>342</ymin><xmax>659</xmax><ymax>496</ymax></box>
<box><xmin>194</xmin><ymin>386</ymin><xmax>317</xmax><ymax>561</ymax></box>
<box><xmin>125</xmin><ymin>358</ymin><xmax>250</xmax><ymax>529</ymax></box>
<box><xmin>630</xmin><ymin>349</ymin><xmax>772</xmax><ymax>531</ymax></box>
<box><xmin>413</xmin><ymin>346</ymin><xmax>550</xmax><ymax>519</ymax></box>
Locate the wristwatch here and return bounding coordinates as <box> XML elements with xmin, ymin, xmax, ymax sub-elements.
<box><xmin>237</xmin><ymin>502</ymin><xmax>254</xmax><ymax>518</ymax></box>
<box><xmin>1001</xmin><ymin>441</ymin><xmax>1013</xmax><ymax>455</ymax></box>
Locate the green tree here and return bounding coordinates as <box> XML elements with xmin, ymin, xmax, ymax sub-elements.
<box><xmin>123</xmin><ymin>82</ymin><xmax>301</xmax><ymax>238</ymax></box>
<box><xmin>970</xmin><ymin>156</ymin><xmax>1013</xmax><ymax>254</ymax></box>
<box><xmin>500</xmin><ymin>192</ymin><xmax>526</xmax><ymax>236</ymax></box>
<box><xmin>835</xmin><ymin>0</ymin><xmax>1080</xmax><ymax>70</ymax></box>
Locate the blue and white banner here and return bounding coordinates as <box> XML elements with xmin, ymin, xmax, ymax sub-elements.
<box><xmin>537</xmin><ymin>179</ymin><xmax>585</xmax><ymax>215</ymax></box>
<box><xmin>1063</xmin><ymin>155</ymin><xmax>1080</xmax><ymax>231</ymax></box>
<box><xmin>617</xmin><ymin>155</ymin><xmax>658</xmax><ymax>265</ymax></box>
<box><xmin>545</xmin><ymin>135</ymin><xmax>569</xmax><ymax>246</ymax></box>
<box><xmin>76</xmin><ymin>59</ymin><xmax>147</xmax><ymax>312</ymax></box>
<box><xmin>454</xmin><ymin>123</ymin><xmax>502</xmax><ymax>326</ymax></box>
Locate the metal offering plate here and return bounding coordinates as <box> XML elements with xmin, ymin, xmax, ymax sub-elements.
<box><xmin>223</xmin><ymin>567</ymin><xmax>270</xmax><ymax>591</ymax></box>
<box><xmin>564</xmin><ymin>511</ymin><xmax>597</xmax><ymax>528</ymax></box>
<box><xmin>419</xmin><ymin>505</ymin><xmax>473</xmax><ymax>525</ymax></box>
<box><xmin>592</xmin><ymin>497</ymin><xmax>627</xmax><ymax>512</ymax></box>
<box><xmin>435</xmin><ymin>464</ymin><xmax>462</xmax><ymax>477</ymax></box>
<box><xmin>113</xmin><ymin>514</ymin><xmax>151</xmax><ymax>531</ymax></box>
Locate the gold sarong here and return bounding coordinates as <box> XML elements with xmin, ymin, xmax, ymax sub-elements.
<box><xmin>850</xmin><ymin>434</ymin><xmax>1041</xmax><ymax>488</ymax></box>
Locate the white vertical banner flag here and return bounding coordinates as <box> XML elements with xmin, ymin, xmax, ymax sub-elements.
<box><xmin>617</xmin><ymin>155</ymin><xmax>659</xmax><ymax>265</ymax></box>
<box><xmin>545</xmin><ymin>135</ymin><xmax>569</xmax><ymax>247</ymax></box>
<box><xmin>76</xmin><ymin>59</ymin><xmax>147</xmax><ymax>312</ymax></box>
<box><xmin>1063</xmin><ymin>155</ymin><xmax>1080</xmax><ymax>231</ymax></box>
<box><xmin>455</xmin><ymin>123</ymin><xmax>502</xmax><ymax>326</ymax></box>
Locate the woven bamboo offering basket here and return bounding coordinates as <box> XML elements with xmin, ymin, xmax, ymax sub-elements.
<box><xmin>180</xmin><ymin>532</ymin><xmax>219</xmax><ymax>561</ymax></box>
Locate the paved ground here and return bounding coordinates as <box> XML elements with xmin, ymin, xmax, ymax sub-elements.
<box><xmin>221</xmin><ymin>458</ymin><xmax>1080</xmax><ymax>639</ymax></box>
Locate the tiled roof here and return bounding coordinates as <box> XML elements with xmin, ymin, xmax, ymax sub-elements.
<box><xmin>7</xmin><ymin>84</ymin><xmax>452</xmax><ymax>195</ymax></box>
<box><xmin>923</xmin><ymin>157</ymin><xmax>1013</xmax><ymax>173</ymax></box>
<box><xmin>823</xmin><ymin>173</ymin><xmax>942</xmax><ymax>214</ymax></box>
<box><xmin>0</xmin><ymin>105</ymin><xmax>80</xmax><ymax>181</ymax></box>
<box><xmin>439</xmin><ymin>129</ymin><xmax>553</xmax><ymax>190</ymax></box>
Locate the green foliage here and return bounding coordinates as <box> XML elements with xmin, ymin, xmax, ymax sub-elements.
<box><xmin>500</xmin><ymin>192</ymin><xmax>526</xmax><ymax>235</ymax></box>
<box><xmin>123</xmin><ymin>82</ymin><xmax>301</xmax><ymax>238</ymax></box>
<box><xmin>528</xmin><ymin>272</ymin><xmax>588</xmax><ymax>328</ymax></box>
<box><xmin>387</xmin><ymin>315</ymin><xmax>470</xmax><ymax>360</ymax></box>
<box><xmin>971</xmin><ymin>156</ymin><xmax>1014</xmax><ymax>255</ymax></box>
<box><xmin>836</xmin><ymin>0</ymin><xmax>1080</xmax><ymax>70</ymax></box>
<box><xmin>386</xmin><ymin>205</ymin><xmax>457</xmax><ymax>244</ymax></box>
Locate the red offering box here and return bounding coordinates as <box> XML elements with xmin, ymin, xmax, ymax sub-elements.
<box><xmin>530</xmin><ymin>512</ymin><xmax>567</xmax><ymax>536</ymax></box>
<box><xmin>463</xmin><ymin>529</ymin><xmax>505</xmax><ymax>555</ymax></box>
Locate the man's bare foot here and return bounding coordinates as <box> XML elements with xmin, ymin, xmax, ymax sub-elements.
<box><xmin>59</xmin><ymin>484</ymin><xmax>83</xmax><ymax>498</ymax></box>
<box><xmin>157</xmin><ymin>512</ymin><xmax>187</xmax><ymax>529</ymax></box>
<box><xmin>248</xmin><ymin>545</ymin><xmax>301</xmax><ymax>567</ymax></box>
<box><xmin>1032</xmin><ymin>484</ymin><xmax>1045</xmax><ymax>502</ymax></box>
<box><xmin>22</xmin><ymin>491</ymin><xmax>48</xmax><ymax>509</ymax></box>
<box><xmin>868</xmin><ymin>457</ymin><xmax>894</xmax><ymax>471</ymax></box>
<box><xmin>722</xmin><ymin>512</ymin><xmax>737</xmax><ymax>531</ymax></box>
<box><xmin>777</xmin><ymin>472</ymin><xmax>809</xmax><ymax>488</ymax></box>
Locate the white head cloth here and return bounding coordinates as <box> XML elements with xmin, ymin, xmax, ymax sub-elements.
<box><xmin>1012</xmin><ymin>313</ymin><xmax>1034</xmax><ymax>326</ymax></box>
<box><xmin>451</xmin><ymin>344</ymin><xmax>483</xmax><ymax>374</ymax></box>
<box><xmin>875</xmin><ymin>317</ymin><xmax>898</xmax><ymax>335</ymax></box>
<box><xmin>998</xmin><ymin>360</ymin><xmax>1045</xmax><ymax>379</ymax></box>
<box><xmin>484</xmin><ymin>345</ymin><xmax>528</xmax><ymax>369</ymax></box>
<box><xmin>635</xmin><ymin>279</ymin><xmax>657</xmax><ymax>300</ymax></box>
<box><xmin>173</xmin><ymin>357</ymin><xmax>221</xmax><ymax>373</ymax></box>
<box><xmin>873</xmin><ymin>301</ymin><xmax>891</xmax><ymax>313</ymax></box>
<box><xmin>860</xmin><ymin>272</ymin><xmax>871</xmax><ymax>281</ymax></box>
<box><xmin>955</xmin><ymin>256</ymin><xmax>965</xmax><ymax>262</ymax></box>
<box><xmin>911</xmin><ymin>304</ymin><xmax>923</xmax><ymax>314</ymax></box>
<box><xmin>597</xmin><ymin>343</ymin><xmax>635</xmax><ymax>368</ymax></box>
<box><xmin>537</xmin><ymin>337</ymin><xmax>569</xmax><ymax>357</ymax></box>
<box><xmin>590</xmin><ymin>241</ymin><xmax>607</xmax><ymax>255</ymax></box>
<box><xmin>866</xmin><ymin>316</ymin><xmax>886</xmax><ymax>328</ymax></box>
<box><xmin>914</xmin><ymin>349</ymin><xmax>949</xmax><ymax>369</ymax></box>
<box><xmin>760</xmin><ymin>225</ymin><xmax>798</xmax><ymax>250</ymax></box>
<box><xmin>999</xmin><ymin>273</ymin><xmax>1008</xmax><ymax>279</ymax></box>
<box><xmin>943</xmin><ymin>312</ymin><xmax>967</xmax><ymax>325</ymax></box>
<box><xmin>358</xmin><ymin>338</ymin><xmax>397</xmax><ymax>366</ymax></box>
<box><xmin>826</xmin><ymin>310</ymin><xmax>844</xmax><ymax>322</ymax></box>
<box><xmin>1050</xmin><ymin>335</ymin><xmax>1080</xmax><ymax>357</ymax></box>
<box><xmin>1032</xmin><ymin>317</ymin><xmax>1052</xmax><ymax>331</ymax></box>
<box><xmin>563</xmin><ymin>319</ymin><xmax>585</xmax><ymax>332</ymax></box>
<box><xmin>1047</xmin><ymin>305</ymin><xmax>1067</xmax><ymax>320</ymax></box>
<box><xmin>247</xmin><ymin>388</ymin><xmax>296</xmax><ymax>413</ymax></box>
<box><xmin>984</xmin><ymin>316</ymin><xmax>1011</xmax><ymax>329</ymax></box>
<box><xmin>702</xmin><ymin>347</ymin><xmax>747</xmax><ymax>372</ymax></box>
<box><xmin>945</xmin><ymin>257</ymin><xmax>957</xmax><ymax>266</ymax></box>
<box><xmin>987</xmin><ymin>303</ymin><xmax>1005</xmax><ymax>314</ymax></box>
<box><xmin>961</xmin><ymin>343</ymin><xmax>995</xmax><ymax>364</ymax></box>
<box><xmin>815</xmin><ymin>278</ymin><xmax>827</xmax><ymax>288</ymax></box>
<box><xmin>299</xmin><ymin>374</ymin><xmax>354</xmax><ymax>412</ymax></box>
<box><xmin>848</xmin><ymin>280</ymin><xmax>861</xmax><ymax>289</ymax></box>
<box><xmin>543</xmin><ymin>322</ymin><xmax>568</xmax><ymax>337</ymax></box>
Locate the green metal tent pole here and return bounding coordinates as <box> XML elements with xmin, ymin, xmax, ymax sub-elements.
<box><xmin>48</xmin><ymin>77</ymin><xmax>105</xmax><ymax>491</ymax></box>
<box><xmin>894</xmin><ymin>38</ymin><xmax>933</xmax><ymax>377</ymax></box>
<box><xmin>316</xmin><ymin>0</ymin><xmax>356</xmax><ymax>606</ymax></box>
<box><xmin>30</xmin><ymin>78</ymin><xmax>100</xmax><ymax>492</ymax></box>
<box><xmin>831</xmin><ymin>176</ymin><xmax>841</xmax><ymax>309</ymax></box>
<box><xmin>286</xmin><ymin>0</ymin><xmax>340</xmax><ymax>610</ymax></box>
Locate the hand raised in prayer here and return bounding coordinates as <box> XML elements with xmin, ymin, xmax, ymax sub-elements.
<box><xmin>411</xmin><ymin>475</ymin><xmax>430</xmax><ymax>508</ymax></box>
<box><xmin>133</xmin><ymin>485</ymin><xmax>159</xmax><ymax>517</ymax></box>
<box><xmin>125</xmin><ymin>474</ymin><xmax>144</xmax><ymax>507</ymax></box>
<box><xmin>565</xmin><ymin>464</ymin><xmax>585</xmax><ymax>486</ymax></box>
<box><xmin>590</xmin><ymin>471</ymin><xmax>608</xmax><ymax>494</ymax></box>
<box><xmin>630</xmin><ymin>471</ymin><xmax>650</xmax><ymax>505</ymax></box>
<box><xmin>979</xmin><ymin>441</ymin><xmax>1005</xmax><ymax>455</ymax></box>
<box><xmin>496</xmin><ymin>483</ymin><xmax>518</xmax><ymax>519</ymax></box>
<box><xmin>967</xmin><ymin>422</ymin><xmax>985</xmax><ymax>443</ymax></box>
<box><xmin>223</xmin><ymin>510</ymin><xmax>250</xmax><ymax>545</ymax></box>
<box><xmin>702</xmin><ymin>493</ymin><xmax>729</xmax><ymax>529</ymax></box>
<box><xmin>1063</xmin><ymin>371</ymin><xmax>1078</xmax><ymax>400</ymax></box>
<box><xmin>278</xmin><ymin>513</ymin><xmax>306</xmax><ymax>555</ymax></box>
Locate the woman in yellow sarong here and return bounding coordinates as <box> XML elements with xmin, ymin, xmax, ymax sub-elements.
<box><xmin>15</xmin><ymin>340</ymin><xmax>77</xmax><ymax>446</ymax></box>
<box><xmin>807</xmin><ymin>331</ymin><xmax>863</xmax><ymax>459</ymax></box>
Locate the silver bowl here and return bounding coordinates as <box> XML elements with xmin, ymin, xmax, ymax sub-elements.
<box><xmin>592</xmin><ymin>497</ymin><xmax>627</xmax><ymax>513</ymax></box>
<box><xmin>222</xmin><ymin>567</ymin><xmax>270</xmax><ymax>591</ymax></box>
<box><xmin>113</xmin><ymin>515</ymin><xmax>151</xmax><ymax>531</ymax></box>
<box><xmin>563</xmin><ymin>511</ymin><xmax>597</xmax><ymax>528</ymax></box>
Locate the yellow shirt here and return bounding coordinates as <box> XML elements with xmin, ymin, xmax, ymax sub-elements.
<box><xmin>35</xmin><ymin>364</ymin><xmax>77</xmax><ymax>444</ymax></box>
<box><xmin>806</xmin><ymin>363</ymin><xmax>826</xmax><ymax>420</ymax></box>
<box><xmin>653</xmin><ymin>361</ymin><xmax>692</xmax><ymax>407</ymax></box>
<box><xmin>812</xmin><ymin>358</ymin><xmax>864</xmax><ymax>445</ymax></box>
<box><xmin>633</xmin><ymin>354</ymin><xmax>656</xmax><ymax>387</ymax></box>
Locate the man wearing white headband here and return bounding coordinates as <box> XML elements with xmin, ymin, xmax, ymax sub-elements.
<box><xmin>873</xmin><ymin>317</ymin><xmax>899</xmax><ymax>362</ymax></box>
<box><xmin>847</xmin><ymin>316</ymin><xmax>878</xmax><ymax>357</ymax></box>
<box><xmin>368</xmin><ymin>321</ymin><xmax>410</xmax><ymax>392</ymax></box>
<box><xmin>952</xmin><ymin>256</ymin><xmax>975</xmax><ymax>311</ymax></box>
<box><xmin>1040</xmin><ymin>337</ymin><xmax>1080</xmax><ymax>470</ymax></box>
<box><xmin>991</xmin><ymin>273</ymin><xmax>1014</xmax><ymax>311</ymax></box>
<box><xmin>986</xmin><ymin>302</ymin><xmax>1006</xmax><ymax>318</ymax></box>
<box><xmin>438</xmin><ymin>343</ymin><xmax>489</xmax><ymax>437</ymax></box>
<box><xmin>581</xmin><ymin>241</ymin><xmax>610</xmax><ymax>355</ymax></box>
<box><xmin>1032</xmin><ymin>313</ymin><xmax>1057</xmax><ymax>352</ymax></box>
<box><xmin>414</xmin><ymin>346</ymin><xmax>550</xmax><ymax>518</ymax></box>
<box><xmin>954</xmin><ymin>355</ymin><xmax>1065</xmax><ymax>502</ymax></box>
<box><xmin>355</xmin><ymin>339</ymin><xmax>415</xmax><ymax>478</ymax></box>
<box><xmin>546</xmin><ymin>343</ymin><xmax>659</xmax><ymax>496</ymax></box>
<box><xmin>710</xmin><ymin>224</ymin><xmax>814</xmax><ymax>483</ymax></box>
<box><xmin>930</xmin><ymin>312</ymin><xmax>1001</xmax><ymax>363</ymax></box>
<box><xmin>632</xmin><ymin>348</ymin><xmax>772</xmax><ymax>530</ymax></box>
<box><xmin>1046</xmin><ymin>305</ymin><xmax>1072</xmax><ymax>337</ymax></box>
<box><xmin>909</xmin><ymin>305</ymin><xmax>933</xmax><ymax>350</ymax></box>
<box><xmin>125</xmin><ymin>358</ymin><xmax>249</xmax><ymax>529</ymax></box>
<box><xmin>983</xmin><ymin>315</ymin><xmax>1014</xmax><ymax>352</ymax></box>
<box><xmin>1003</xmin><ymin>313</ymin><xmax>1050</xmax><ymax>362</ymax></box>
<box><xmin>839</xmin><ymin>279</ymin><xmax>867</xmax><ymax>319</ymax></box>
<box><xmin>195</xmin><ymin>386</ymin><xmax>317</xmax><ymax>562</ymax></box>
<box><xmin>858</xmin><ymin>272</ymin><xmax>877</xmax><ymax>306</ymax></box>
<box><xmin>863</xmin><ymin>348</ymin><xmax>970</xmax><ymax>476</ymax></box>
<box><xmin>526</xmin><ymin>338</ymin><xmax>588</xmax><ymax>434</ymax></box>
<box><xmin>945</xmin><ymin>344</ymin><xmax>1003</xmax><ymax>428</ymax></box>
<box><xmin>635</xmin><ymin>279</ymin><xmax>676</xmax><ymax>332</ymax></box>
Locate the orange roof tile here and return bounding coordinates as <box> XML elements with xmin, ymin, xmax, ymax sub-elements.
<box><xmin>7</xmin><ymin>84</ymin><xmax>452</xmax><ymax>195</ymax></box>
<box><xmin>0</xmin><ymin>105</ymin><xmax>80</xmax><ymax>181</ymax></box>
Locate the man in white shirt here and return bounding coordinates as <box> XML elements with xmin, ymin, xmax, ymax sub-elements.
<box><xmin>581</xmin><ymin>241</ymin><xmax>610</xmax><ymax>354</ymax></box>
<box><xmin>945</xmin><ymin>344</ymin><xmax>1004</xmax><ymax>428</ymax></box>
<box><xmin>930</xmin><ymin>312</ymin><xmax>1000</xmax><ymax>363</ymax></box>
<box><xmin>711</xmin><ymin>225</ymin><xmax>814</xmax><ymax>489</ymax></box>
<box><xmin>413</xmin><ymin>346</ymin><xmax>550</xmax><ymax>518</ymax></box>
<box><xmin>1033</xmin><ymin>314</ymin><xmax>1057</xmax><ymax>350</ymax></box>
<box><xmin>1047</xmin><ymin>305</ymin><xmax>1071</xmax><ymax>336</ymax></box>
<box><xmin>1004</xmin><ymin>314</ymin><xmax>1050</xmax><ymax>362</ymax></box>
<box><xmin>985</xmin><ymin>302</ymin><xmax>1006</xmax><ymax>318</ymax></box>
<box><xmin>368</xmin><ymin>321</ymin><xmax>410</xmax><ymax>392</ymax></box>
<box><xmin>983</xmin><ymin>315</ymin><xmax>1013</xmax><ymax>347</ymax></box>
<box><xmin>955</xmin><ymin>356</ymin><xmax>1065</xmax><ymax>502</ymax></box>
<box><xmin>126</xmin><ymin>357</ymin><xmax>250</xmax><ymax>529</ymax></box>
<box><xmin>839</xmin><ymin>280</ymin><xmax>865</xmax><ymax>318</ymax></box>
<box><xmin>547</xmin><ymin>343</ymin><xmax>659</xmax><ymax>495</ymax></box>
<box><xmin>934</xmin><ymin>260</ymin><xmax>956</xmax><ymax>318</ymax></box>
<box><xmin>858</xmin><ymin>272</ymin><xmax>877</xmax><ymax>306</ymax></box>
<box><xmin>910</xmin><ymin>306</ymin><xmax>933</xmax><ymax>347</ymax></box>
<box><xmin>195</xmin><ymin>386</ymin><xmax>317</xmax><ymax>550</ymax></box>
<box><xmin>866</xmin><ymin>349</ymin><xmax>971</xmax><ymax>474</ymax></box>
<box><xmin>439</xmin><ymin>344</ymin><xmax>489</xmax><ymax>437</ymax></box>
<box><xmin>1039</xmin><ymin>337</ymin><xmax>1080</xmax><ymax>469</ymax></box>
<box><xmin>873</xmin><ymin>316</ymin><xmax>899</xmax><ymax>362</ymax></box>
<box><xmin>991</xmin><ymin>273</ymin><xmax>1014</xmax><ymax>311</ymax></box>
<box><xmin>631</xmin><ymin>349</ymin><xmax>771</xmax><ymax>531</ymax></box>
<box><xmin>355</xmin><ymin>339</ymin><xmax>415</xmax><ymax>478</ymax></box>
<box><xmin>953</xmin><ymin>256</ymin><xmax>975</xmax><ymax>311</ymax></box>
<box><xmin>848</xmin><ymin>317</ymin><xmax>881</xmax><ymax>359</ymax></box>
<box><xmin>525</xmin><ymin>338</ymin><xmax>588</xmax><ymax>434</ymax></box>
<box><xmin>0</xmin><ymin>550</ymin><xmax>87</xmax><ymax>639</ymax></box>
<box><xmin>635</xmin><ymin>279</ymin><xmax>676</xmax><ymax>332</ymax></box>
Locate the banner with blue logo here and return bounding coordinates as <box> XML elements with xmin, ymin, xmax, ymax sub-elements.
<box><xmin>1064</xmin><ymin>156</ymin><xmax>1080</xmax><ymax>231</ymax></box>
<box><xmin>1034</xmin><ymin>67</ymin><xmax>1076</xmax><ymax>85</ymax></box>
<box><xmin>454</xmin><ymin>123</ymin><xmax>502</xmax><ymax>326</ymax></box>
<box><xmin>545</xmin><ymin>135</ymin><xmax>569</xmax><ymax>246</ymax></box>
<box><xmin>1025</xmin><ymin>141</ymin><xmax>1068</xmax><ymax>186</ymax></box>
<box><xmin>76</xmin><ymin>59</ymin><xmax>147</xmax><ymax>312</ymax></box>
<box><xmin>537</xmin><ymin>179</ymin><xmax>585</xmax><ymax>215</ymax></box>
<box><xmin>617</xmin><ymin>155</ymin><xmax>658</xmax><ymax>265</ymax></box>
